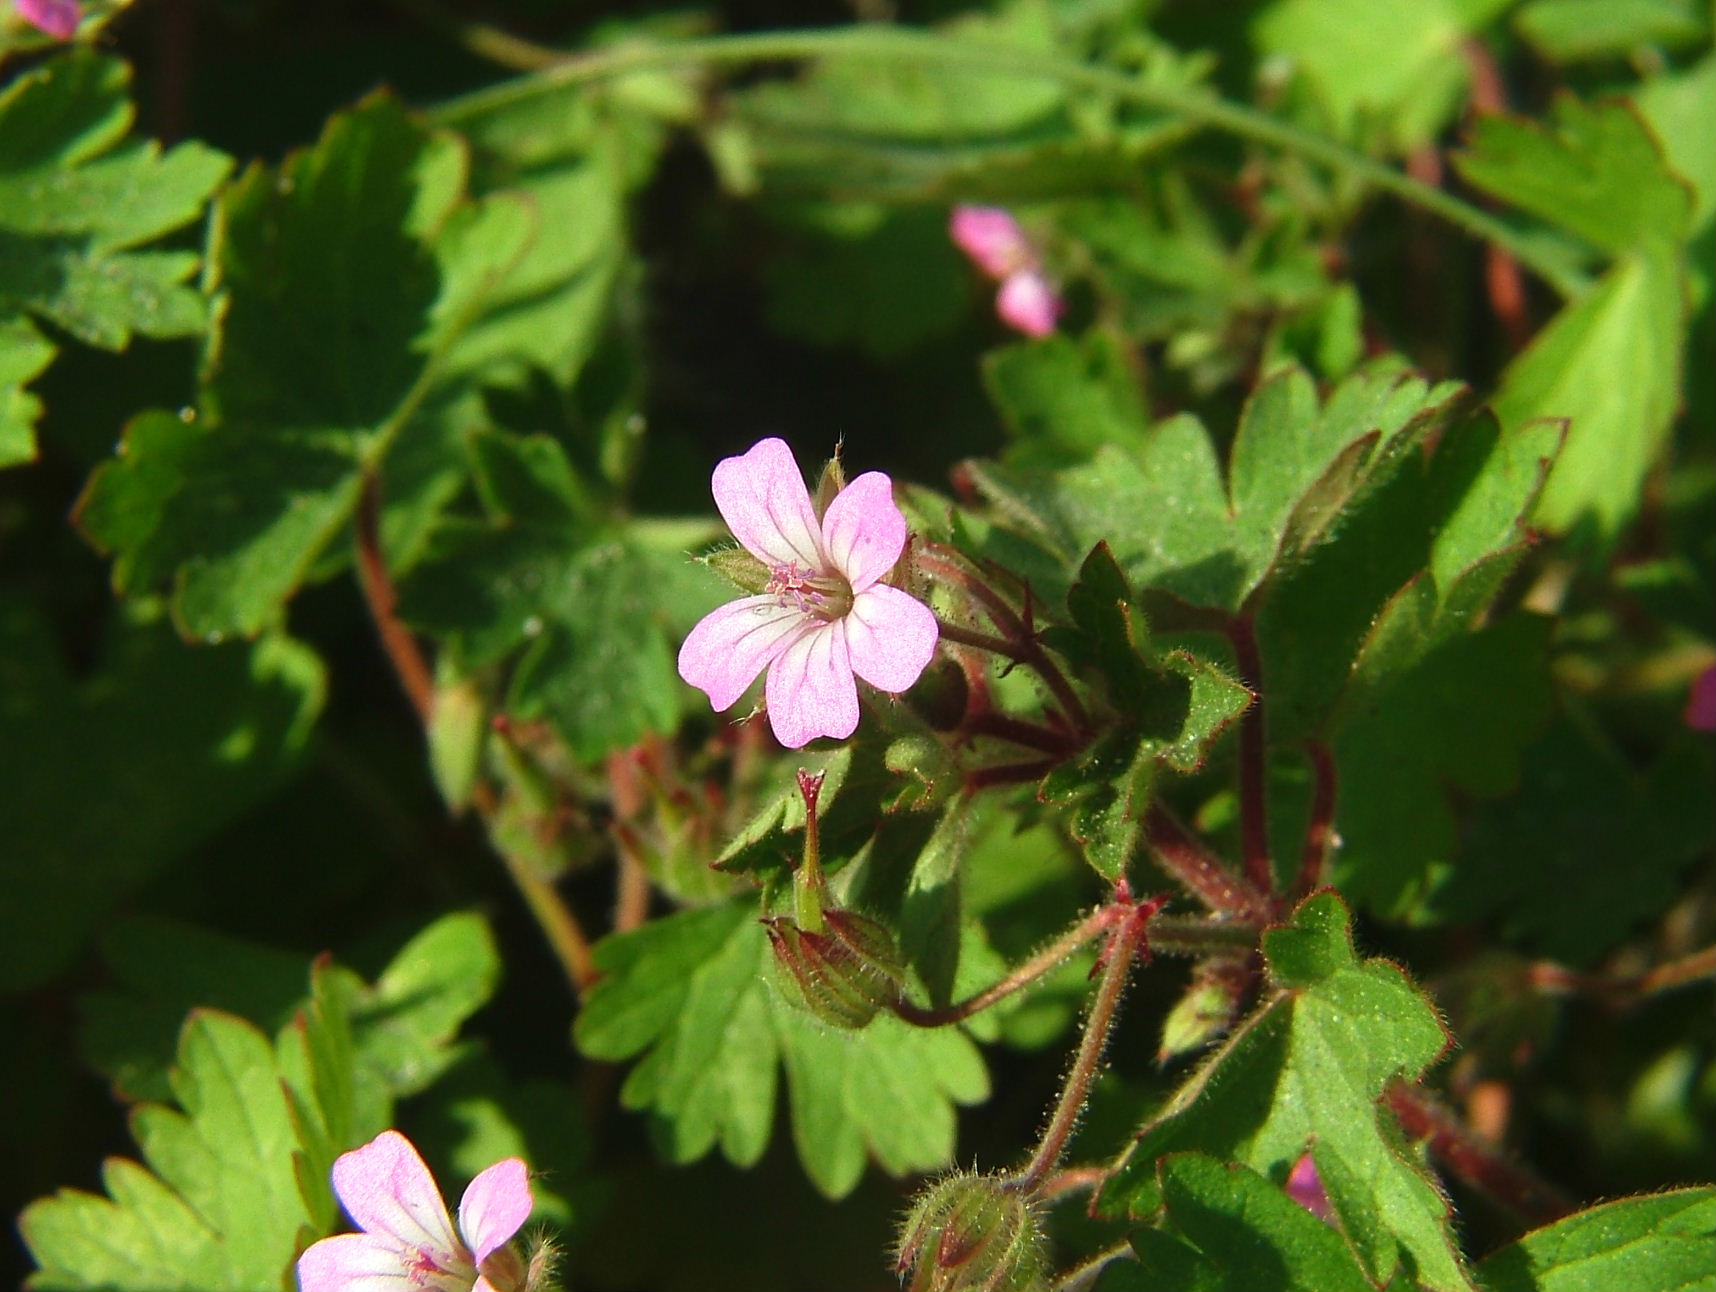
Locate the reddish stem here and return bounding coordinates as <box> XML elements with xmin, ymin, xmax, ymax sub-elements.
<box><xmin>1385</xmin><ymin>1080</ymin><xmax>1575</xmax><ymax>1226</ymax></box>
<box><xmin>1143</xmin><ymin>806</ymin><xmax>1272</xmax><ymax>923</ymax></box>
<box><xmin>355</xmin><ymin>474</ymin><xmax>436</xmax><ymax>725</ymax></box>
<box><xmin>1461</xmin><ymin>39</ymin><xmax>1531</xmax><ymax>354</ymax></box>
<box><xmin>1294</xmin><ymin>741</ymin><xmax>1337</xmax><ymax>899</ymax></box>
<box><xmin>1226</xmin><ymin>615</ymin><xmax>1274</xmax><ymax>896</ymax></box>
<box><xmin>964</xmin><ymin>709</ymin><xmax>1080</xmax><ymax>755</ymax></box>
<box><xmin>894</xmin><ymin>906</ymin><xmax>1122</xmax><ymax>1027</ymax></box>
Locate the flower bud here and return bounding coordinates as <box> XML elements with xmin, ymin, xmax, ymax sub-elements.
<box><xmin>699</xmin><ymin>545</ymin><xmax>771</xmax><ymax>595</ymax></box>
<box><xmin>896</xmin><ymin>1174</ymin><xmax>1049</xmax><ymax>1292</ymax></box>
<box><xmin>765</xmin><ymin>908</ymin><xmax>906</xmax><ymax>1029</ymax></box>
<box><xmin>1157</xmin><ymin>958</ymin><xmax>1247</xmax><ymax>1063</ymax></box>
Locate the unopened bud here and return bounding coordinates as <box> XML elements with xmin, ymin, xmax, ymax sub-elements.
<box><xmin>896</xmin><ymin>1174</ymin><xmax>1049</xmax><ymax>1292</ymax></box>
<box><xmin>812</xmin><ymin>447</ymin><xmax>848</xmax><ymax>518</ymax></box>
<box><xmin>765</xmin><ymin>908</ymin><xmax>906</xmax><ymax>1029</ymax></box>
<box><xmin>700</xmin><ymin>545</ymin><xmax>771</xmax><ymax>594</ymax></box>
<box><xmin>1158</xmin><ymin>958</ymin><xmax>1247</xmax><ymax>1063</ymax></box>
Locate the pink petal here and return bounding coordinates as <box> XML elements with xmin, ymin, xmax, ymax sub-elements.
<box><xmin>330</xmin><ymin>1131</ymin><xmax>463</xmax><ymax>1268</ymax></box>
<box><xmin>711</xmin><ymin>438</ymin><xmax>826</xmax><ymax>573</ymax></box>
<box><xmin>1286</xmin><ymin>1154</ymin><xmax>1332</xmax><ymax>1221</ymax></box>
<box><xmin>1685</xmin><ymin>665</ymin><xmax>1716</xmax><ymax>731</ymax></box>
<box><xmin>820</xmin><ymin>471</ymin><xmax>908</xmax><ymax>592</ymax></box>
<box><xmin>678</xmin><ymin>595</ymin><xmax>815</xmax><ymax>713</ymax></box>
<box><xmin>996</xmin><ymin>271</ymin><xmax>1062</xmax><ymax>338</ymax></box>
<box><xmin>950</xmin><ymin>205</ymin><xmax>1032</xmax><ymax>280</ymax></box>
<box><xmin>765</xmin><ymin>622</ymin><xmax>859</xmax><ymax>748</ymax></box>
<box><xmin>458</xmin><ymin>1158</ymin><xmax>532</xmax><ymax>1263</ymax></box>
<box><xmin>296</xmin><ymin>1232</ymin><xmax>464</xmax><ymax>1292</ymax></box>
<box><xmin>845</xmin><ymin>584</ymin><xmax>938</xmax><ymax>693</ymax></box>
<box><xmin>18</xmin><ymin>0</ymin><xmax>80</xmax><ymax>38</ymax></box>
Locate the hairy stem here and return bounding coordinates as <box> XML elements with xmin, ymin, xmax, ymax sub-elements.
<box><xmin>1143</xmin><ymin>805</ymin><xmax>1272</xmax><ymax>921</ymax></box>
<box><xmin>894</xmin><ymin>906</ymin><xmax>1122</xmax><ymax>1027</ymax></box>
<box><xmin>1385</xmin><ymin>1080</ymin><xmax>1575</xmax><ymax>1226</ymax></box>
<box><xmin>1052</xmin><ymin>1241</ymin><xmax>1136</xmax><ymax>1292</ymax></box>
<box><xmin>922</xmin><ymin>548</ymin><xmax>1091</xmax><ymax>734</ymax></box>
<box><xmin>354</xmin><ymin>473</ymin><xmax>435</xmax><ymax>725</ymax></box>
<box><xmin>1014</xmin><ymin>905</ymin><xmax>1149</xmax><ymax>1189</ymax></box>
<box><xmin>431</xmin><ymin>27</ymin><xmax>1589</xmax><ymax>296</ymax></box>
<box><xmin>1529</xmin><ymin>946</ymin><xmax>1716</xmax><ymax>1004</ymax></box>
<box><xmin>963</xmin><ymin>709</ymin><xmax>1080</xmax><ymax>754</ymax></box>
<box><xmin>471</xmin><ymin>782</ymin><xmax>601</xmax><ymax>997</ymax></box>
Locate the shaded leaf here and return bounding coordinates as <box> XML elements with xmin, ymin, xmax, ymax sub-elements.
<box><xmin>575</xmin><ymin>900</ymin><xmax>988</xmax><ymax>1198</ymax></box>
<box><xmin>1099</xmin><ymin>893</ymin><xmax>1469</xmax><ymax>1291</ymax></box>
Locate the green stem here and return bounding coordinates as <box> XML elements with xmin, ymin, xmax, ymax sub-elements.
<box><xmin>431</xmin><ymin>26</ymin><xmax>1588</xmax><ymax>296</ymax></box>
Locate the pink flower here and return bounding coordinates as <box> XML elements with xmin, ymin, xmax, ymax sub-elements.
<box><xmin>996</xmin><ymin>270</ymin><xmax>1062</xmax><ymax>338</ymax></box>
<box><xmin>16</xmin><ymin>0</ymin><xmax>80</xmax><ymax>38</ymax></box>
<box><xmin>1686</xmin><ymin>665</ymin><xmax>1716</xmax><ymax>731</ymax></box>
<box><xmin>949</xmin><ymin>204</ymin><xmax>1063</xmax><ymax>338</ymax></box>
<box><xmin>677</xmin><ymin>438</ymin><xmax>939</xmax><ymax>749</ymax></box>
<box><xmin>297</xmin><ymin>1131</ymin><xmax>534</xmax><ymax>1292</ymax></box>
<box><xmin>1285</xmin><ymin>1153</ymin><xmax>1332</xmax><ymax>1221</ymax></box>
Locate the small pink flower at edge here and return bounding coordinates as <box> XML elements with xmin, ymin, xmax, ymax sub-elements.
<box><xmin>297</xmin><ymin>1130</ymin><xmax>534</xmax><ymax>1292</ymax></box>
<box><xmin>949</xmin><ymin>204</ymin><xmax>1034</xmax><ymax>280</ymax></box>
<box><xmin>1685</xmin><ymin>665</ymin><xmax>1716</xmax><ymax>731</ymax></box>
<box><xmin>16</xmin><ymin>0</ymin><xmax>81</xmax><ymax>39</ymax></box>
<box><xmin>677</xmin><ymin>438</ymin><xmax>939</xmax><ymax>749</ymax></box>
<box><xmin>996</xmin><ymin>270</ymin><xmax>1063</xmax><ymax>339</ymax></box>
<box><xmin>1286</xmin><ymin>1153</ymin><xmax>1332</xmax><ymax>1221</ymax></box>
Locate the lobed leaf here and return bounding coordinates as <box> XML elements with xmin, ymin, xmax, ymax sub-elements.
<box><xmin>575</xmin><ymin>900</ymin><xmax>989</xmax><ymax>1198</ymax></box>
<box><xmin>1099</xmin><ymin>892</ymin><xmax>1470</xmax><ymax>1291</ymax></box>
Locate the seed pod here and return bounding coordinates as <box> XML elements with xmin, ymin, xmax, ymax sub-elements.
<box><xmin>896</xmin><ymin>1174</ymin><xmax>1049</xmax><ymax>1292</ymax></box>
<box><xmin>764</xmin><ymin>908</ymin><xmax>906</xmax><ymax>1030</ymax></box>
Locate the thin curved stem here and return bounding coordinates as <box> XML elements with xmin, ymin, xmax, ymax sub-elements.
<box><xmin>1014</xmin><ymin>906</ymin><xmax>1148</xmax><ymax>1189</ymax></box>
<box><xmin>430</xmin><ymin>26</ymin><xmax>1588</xmax><ymax>296</ymax></box>
<box><xmin>895</xmin><ymin>906</ymin><xmax>1121</xmax><ymax>1027</ymax></box>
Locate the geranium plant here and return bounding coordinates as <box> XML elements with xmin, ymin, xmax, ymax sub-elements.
<box><xmin>4</xmin><ymin>2</ymin><xmax>1712</xmax><ymax>1291</ymax></box>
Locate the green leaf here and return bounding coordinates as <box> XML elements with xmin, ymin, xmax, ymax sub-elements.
<box><xmin>575</xmin><ymin>900</ymin><xmax>989</xmax><ymax>1198</ymax></box>
<box><xmin>1252</xmin><ymin>0</ymin><xmax>1512</xmax><ymax>147</ymax></box>
<box><xmin>1514</xmin><ymin>0</ymin><xmax>1709</xmax><ymax>66</ymax></box>
<box><xmin>0</xmin><ymin>51</ymin><xmax>227</xmax><ymax>466</ymax></box>
<box><xmin>21</xmin><ymin>1007</ymin><xmax>331</xmax><ymax>1290</ymax></box>
<box><xmin>0</xmin><ymin>316</ymin><xmax>55</xmax><ymax>467</ymax></box>
<box><xmin>1130</xmin><ymin>1153</ymin><xmax>1374</xmax><ymax>1292</ymax></box>
<box><xmin>761</xmin><ymin>205</ymin><xmax>971</xmax><ymax>359</ymax></box>
<box><xmin>0</xmin><ymin>50</ymin><xmax>230</xmax><ymax>349</ymax></box>
<box><xmin>1330</xmin><ymin>612</ymin><xmax>1554</xmax><ymax>918</ymax></box>
<box><xmin>1635</xmin><ymin>56</ymin><xmax>1716</xmax><ymax>232</ymax></box>
<box><xmin>76</xmin><ymin>94</ymin><xmax>534</xmax><ymax>638</ymax></box>
<box><xmin>1454</xmin><ymin>96</ymin><xmax>1691</xmax><ymax>257</ymax></box>
<box><xmin>1436</xmin><ymin>716</ymin><xmax>1714</xmax><ymax>964</ymax></box>
<box><xmin>981</xmin><ymin>328</ymin><xmax>1150</xmax><ymax>465</ymax></box>
<box><xmin>79</xmin><ymin>913</ymin><xmax>500</xmax><ymax>1126</ymax></box>
<box><xmin>1099</xmin><ymin>893</ymin><xmax>1469</xmax><ymax>1291</ymax></box>
<box><xmin>967</xmin><ymin>362</ymin><xmax>1463</xmax><ymax>611</ymax></box>
<box><xmin>1492</xmin><ymin>248</ymin><xmax>1686</xmax><ymax>543</ymax></box>
<box><xmin>0</xmin><ymin>601</ymin><xmax>322</xmax><ymax>991</ymax></box>
<box><xmin>1477</xmin><ymin>1188</ymin><xmax>1716</xmax><ymax>1292</ymax></box>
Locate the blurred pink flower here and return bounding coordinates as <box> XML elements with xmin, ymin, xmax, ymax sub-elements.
<box><xmin>996</xmin><ymin>269</ymin><xmax>1062</xmax><ymax>338</ymax></box>
<box><xmin>1286</xmin><ymin>1153</ymin><xmax>1332</xmax><ymax>1221</ymax></box>
<box><xmin>1686</xmin><ymin>665</ymin><xmax>1716</xmax><ymax>731</ymax></box>
<box><xmin>297</xmin><ymin>1130</ymin><xmax>533</xmax><ymax>1292</ymax></box>
<box><xmin>949</xmin><ymin>204</ymin><xmax>1063</xmax><ymax>338</ymax></box>
<box><xmin>16</xmin><ymin>0</ymin><xmax>80</xmax><ymax>38</ymax></box>
<box><xmin>678</xmin><ymin>438</ymin><xmax>939</xmax><ymax>749</ymax></box>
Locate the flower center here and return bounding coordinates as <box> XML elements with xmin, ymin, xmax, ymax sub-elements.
<box><xmin>767</xmin><ymin>562</ymin><xmax>854</xmax><ymax>622</ymax></box>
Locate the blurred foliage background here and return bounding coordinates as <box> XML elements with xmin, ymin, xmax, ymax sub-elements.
<box><xmin>2</xmin><ymin>0</ymin><xmax>1712</xmax><ymax>1287</ymax></box>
